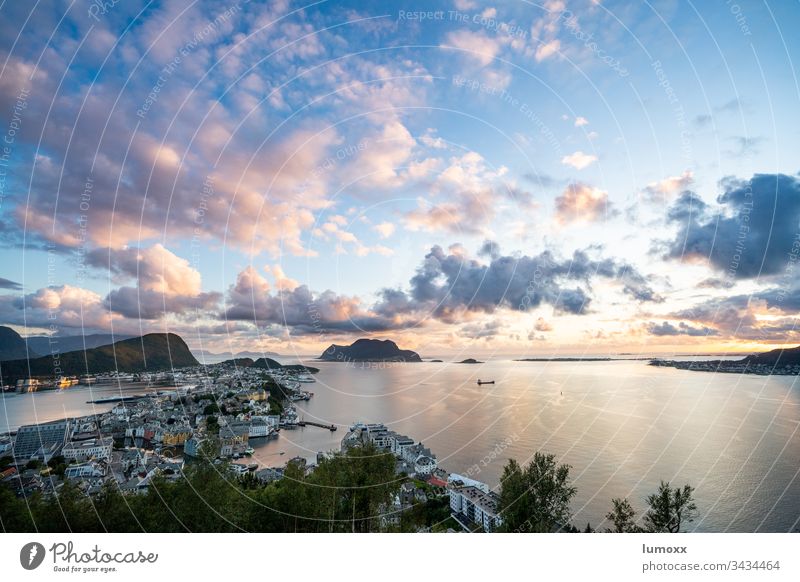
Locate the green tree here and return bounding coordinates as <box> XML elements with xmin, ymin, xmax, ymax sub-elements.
<box><xmin>498</xmin><ymin>453</ymin><xmax>577</xmax><ymax>532</ymax></box>
<box><xmin>643</xmin><ymin>481</ymin><xmax>697</xmax><ymax>533</ymax></box>
<box><xmin>605</xmin><ymin>497</ymin><xmax>640</xmax><ymax>532</ymax></box>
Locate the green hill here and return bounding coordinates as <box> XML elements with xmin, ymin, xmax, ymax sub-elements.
<box><xmin>251</xmin><ymin>357</ymin><xmax>319</xmax><ymax>373</ymax></box>
<box><xmin>0</xmin><ymin>333</ymin><xmax>198</xmax><ymax>382</ymax></box>
<box><xmin>741</xmin><ymin>345</ymin><xmax>800</xmax><ymax>367</ymax></box>
<box><xmin>0</xmin><ymin>326</ymin><xmax>36</xmax><ymax>361</ymax></box>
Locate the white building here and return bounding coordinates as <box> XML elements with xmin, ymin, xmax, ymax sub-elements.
<box><xmin>65</xmin><ymin>461</ymin><xmax>106</xmax><ymax>479</ymax></box>
<box><xmin>248</xmin><ymin>420</ymin><xmax>274</xmax><ymax>438</ymax></box>
<box><xmin>449</xmin><ymin>484</ymin><xmax>503</xmax><ymax>533</ymax></box>
<box><xmin>62</xmin><ymin>436</ymin><xmax>114</xmax><ymax>462</ymax></box>
<box><xmin>414</xmin><ymin>454</ymin><xmax>437</xmax><ymax>475</ymax></box>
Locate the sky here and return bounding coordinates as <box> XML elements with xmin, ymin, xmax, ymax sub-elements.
<box><xmin>0</xmin><ymin>0</ymin><xmax>799</xmax><ymax>358</ymax></box>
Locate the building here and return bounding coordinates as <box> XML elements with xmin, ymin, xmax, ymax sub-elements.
<box><xmin>12</xmin><ymin>419</ymin><xmax>71</xmax><ymax>461</ymax></box>
<box><xmin>247</xmin><ymin>419</ymin><xmax>275</xmax><ymax>439</ymax></box>
<box><xmin>65</xmin><ymin>461</ymin><xmax>106</xmax><ymax>479</ymax></box>
<box><xmin>62</xmin><ymin>436</ymin><xmax>114</xmax><ymax>462</ymax></box>
<box><xmin>161</xmin><ymin>426</ymin><xmax>192</xmax><ymax>446</ymax></box>
<box><xmin>449</xmin><ymin>484</ymin><xmax>503</xmax><ymax>533</ymax></box>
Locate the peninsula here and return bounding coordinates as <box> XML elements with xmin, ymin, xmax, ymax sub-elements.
<box><xmin>650</xmin><ymin>345</ymin><xmax>800</xmax><ymax>375</ymax></box>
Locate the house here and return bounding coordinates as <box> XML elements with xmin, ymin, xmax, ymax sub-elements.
<box><xmin>65</xmin><ymin>461</ymin><xmax>106</xmax><ymax>479</ymax></box>
<box><xmin>62</xmin><ymin>436</ymin><xmax>114</xmax><ymax>462</ymax></box>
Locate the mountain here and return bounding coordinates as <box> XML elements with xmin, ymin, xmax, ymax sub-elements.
<box><xmin>25</xmin><ymin>333</ymin><xmax>134</xmax><ymax>354</ymax></box>
<box><xmin>0</xmin><ymin>333</ymin><xmax>198</xmax><ymax>381</ymax></box>
<box><xmin>319</xmin><ymin>339</ymin><xmax>422</xmax><ymax>362</ymax></box>
<box><xmin>741</xmin><ymin>345</ymin><xmax>800</xmax><ymax>367</ymax></box>
<box><xmin>0</xmin><ymin>326</ymin><xmax>36</xmax><ymax>361</ymax></box>
<box><xmin>195</xmin><ymin>349</ymin><xmax>280</xmax><ymax>364</ymax></box>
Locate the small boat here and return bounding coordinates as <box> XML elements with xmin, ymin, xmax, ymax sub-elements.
<box><xmin>477</xmin><ymin>379</ymin><xmax>495</xmax><ymax>385</ymax></box>
<box><xmin>244</xmin><ymin>447</ymin><xmax>255</xmax><ymax>455</ymax></box>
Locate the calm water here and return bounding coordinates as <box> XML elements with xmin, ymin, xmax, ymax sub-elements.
<box><xmin>3</xmin><ymin>360</ymin><xmax>799</xmax><ymax>532</ymax></box>
<box><xmin>251</xmin><ymin>360</ymin><xmax>800</xmax><ymax>533</ymax></box>
<box><xmin>0</xmin><ymin>383</ymin><xmax>171</xmax><ymax>434</ymax></box>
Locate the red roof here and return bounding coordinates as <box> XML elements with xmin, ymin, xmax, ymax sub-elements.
<box><xmin>427</xmin><ymin>476</ymin><xmax>447</xmax><ymax>487</ymax></box>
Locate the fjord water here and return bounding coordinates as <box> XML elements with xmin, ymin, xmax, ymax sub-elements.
<box><xmin>2</xmin><ymin>360</ymin><xmax>798</xmax><ymax>532</ymax></box>
<box><xmin>253</xmin><ymin>359</ymin><xmax>800</xmax><ymax>532</ymax></box>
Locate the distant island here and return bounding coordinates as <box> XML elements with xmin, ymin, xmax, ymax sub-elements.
<box><xmin>319</xmin><ymin>339</ymin><xmax>422</xmax><ymax>362</ymax></box>
<box><xmin>650</xmin><ymin>345</ymin><xmax>800</xmax><ymax>375</ymax></box>
<box><xmin>196</xmin><ymin>349</ymin><xmax>281</xmax><ymax>364</ymax></box>
<box><xmin>516</xmin><ymin>357</ymin><xmax>613</xmax><ymax>362</ymax></box>
<box><xmin>216</xmin><ymin>356</ymin><xmax>318</xmax><ymax>374</ymax></box>
<box><xmin>457</xmin><ymin>358</ymin><xmax>483</xmax><ymax>364</ymax></box>
<box><xmin>0</xmin><ymin>333</ymin><xmax>198</xmax><ymax>382</ymax></box>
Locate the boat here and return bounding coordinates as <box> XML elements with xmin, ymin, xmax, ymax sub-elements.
<box><xmin>476</xmin><ymin>379</ymin><xmax>495</xmax><ymax>385</ymax></box>
<box><xmin>244</xmin><ymin>447</ymin><xmax>255</xmax><ymax>455</ymax></box>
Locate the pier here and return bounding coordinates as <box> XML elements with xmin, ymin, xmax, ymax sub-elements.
<box><xmin>298</xmin><ymin>420</ymin><xmax>338</xmax><ymax>431</ymax></box>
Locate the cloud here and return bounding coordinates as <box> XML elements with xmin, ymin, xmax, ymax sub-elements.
<box><xmin>574</xmin><ymin>116</ymin><xmax>589</xmax><ymax>127</ymax></box>
<box><xmin>402</xmin><ymin>151</ymin><xmax>515</xmax><ymax>234</ymax></box>
<box><xmin>0</xmin><ymin>285</ymin><xmax>112</xmax><ymax>332</ymax></box>
<box><xmin>535</xmin><ymin>39</ymin><xmax>561</xmax><ymax>62</ymax></box>
<box><xmin>646</xmin><ymin>321</ymin><xmax>719</xmax><ymax>337</ymax></box>
<box><xmin>561</xmin><ymin>150</ymin><xmax>598</xmax><ymax>170</ymax></box>
<box><xmin>461</xmin><ymin>320</ymin><xmax>504</xmax><ymax>340</ymax></box>
<box><xmin>696</xmin><ymin>277</ymin><xmax>735</xmax><ymax>289</ymax></box>
<box><xmin>534</xmin><ymin>317</ymin><xmax>553</xmax><ymax>332</ymax></box>
<box><xmin>88</xmin><ymin>244</ymin><xmax>202</xmax><ymax>295</ymax></box>
<box><xmin>555</xmin><ymin>183</ymin><xmax>612</xmax><ymax>224</ymax></box>
<box><xmin>444</xmin><ymin>30</ymin><xmax>503</xmax><ymax>66</ymax></box>
<box><xmin>88</xmin><ymin>244</ymin><xmax>221</xmax><ymax>320</ymax></box>
<box><xmin>642</xmin><ymin>170</ymin><xmax>694</xmax><ymax>201</ymax></box>
<box><xmin>727</xmin><ymin>136</ymin><xmax>765</xmax><ymax>158</ymax></box>
<box><xmin>664</xmin><ymin>173</ymin><xmax>800</xmax><ymax>279</ymax></box>
<box><xmin>0</xmin><ymin>277</ymin><xmax>21</xmax><ymax>290</ymax></box>
<box><xmin>374</xmin><ymin>244</ymin><xmax>660</xmax><ymax>323</ymax></box>
<box><xmin>222</xmin><ymin>266</ymin><xmax>407</xmax><ymax>334</ymax></box>
<box><xmin>372</xmin><ymin>222</ymin><xmax>396</xmax><ymax>239</ymax></box>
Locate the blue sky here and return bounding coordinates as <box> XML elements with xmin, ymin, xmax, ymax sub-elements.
<box><xmin>0</xmin><ymin>0</ymin><xmax>799</xmax><ymax>356</ymax></box>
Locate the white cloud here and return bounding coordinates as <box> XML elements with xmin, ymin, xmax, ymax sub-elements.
<box><xmin>535</xmin><ymin>39</ymin><xmax>561</xmax><ymax>61</ymax></box>
<box><xmin>561</xmin><ymin>150</ymin><xmax>598</xmax><ymax>169</ymax></box>
<box><xmin>373</xmin><ymin>222</ymin><xmax>396</xmax><ymax>238</ymax></box>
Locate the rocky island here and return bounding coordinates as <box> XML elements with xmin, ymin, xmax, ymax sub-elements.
<box><xmin>319</xmin><ymin>339</ymin><xmax>422</xmax><ymax>362</ymax></box>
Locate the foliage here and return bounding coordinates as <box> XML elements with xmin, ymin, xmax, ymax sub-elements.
<box><xmin>643</xmin><ymin>481</ymin><xmax>698</xmax><ymax>533</ymax></box>
<box><xmin>605</xmin><ymin>497</ymin><xmax>640</xmax><ymax>532</ymax></box>
<box><xmin>498</xmin><ymin>453</ymin><xmax>577</xmax><ymax>533</ymax></box>
<box><xmin>0</xmin><ymin>443</ymin><xmax>399</xmax><ymax>533</ymax></box>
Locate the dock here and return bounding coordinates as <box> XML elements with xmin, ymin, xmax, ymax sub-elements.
<box><xmin>298</xmin><ymin>420</ymin><xmax>338</xmax><ymax>431</ymax></box>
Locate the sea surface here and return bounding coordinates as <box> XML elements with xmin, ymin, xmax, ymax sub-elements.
<box><xmin>3</xmin><ymin>359</ymin><xmax>799</xmax><ymax>532</ymax></box>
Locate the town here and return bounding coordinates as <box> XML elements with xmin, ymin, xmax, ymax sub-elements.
<box><xmin>0</xmin><ymin>360</ymin><xmax>502</xmax><ymax>533</ymax></box>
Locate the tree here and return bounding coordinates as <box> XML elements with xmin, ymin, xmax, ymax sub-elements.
<box><xmin>643</xmin><ymin>481</ymin><xmax>697</xmax><ymax>533</ymax></box>
<box><xmin>605</xmin><ymin>497</ymin><xmax>640</xmax><ymax>532</ymax></box>
<box><xmin>498</xmin><ymin>453</ymin><xmax>577</xmax><ymax>532</ymax></box>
